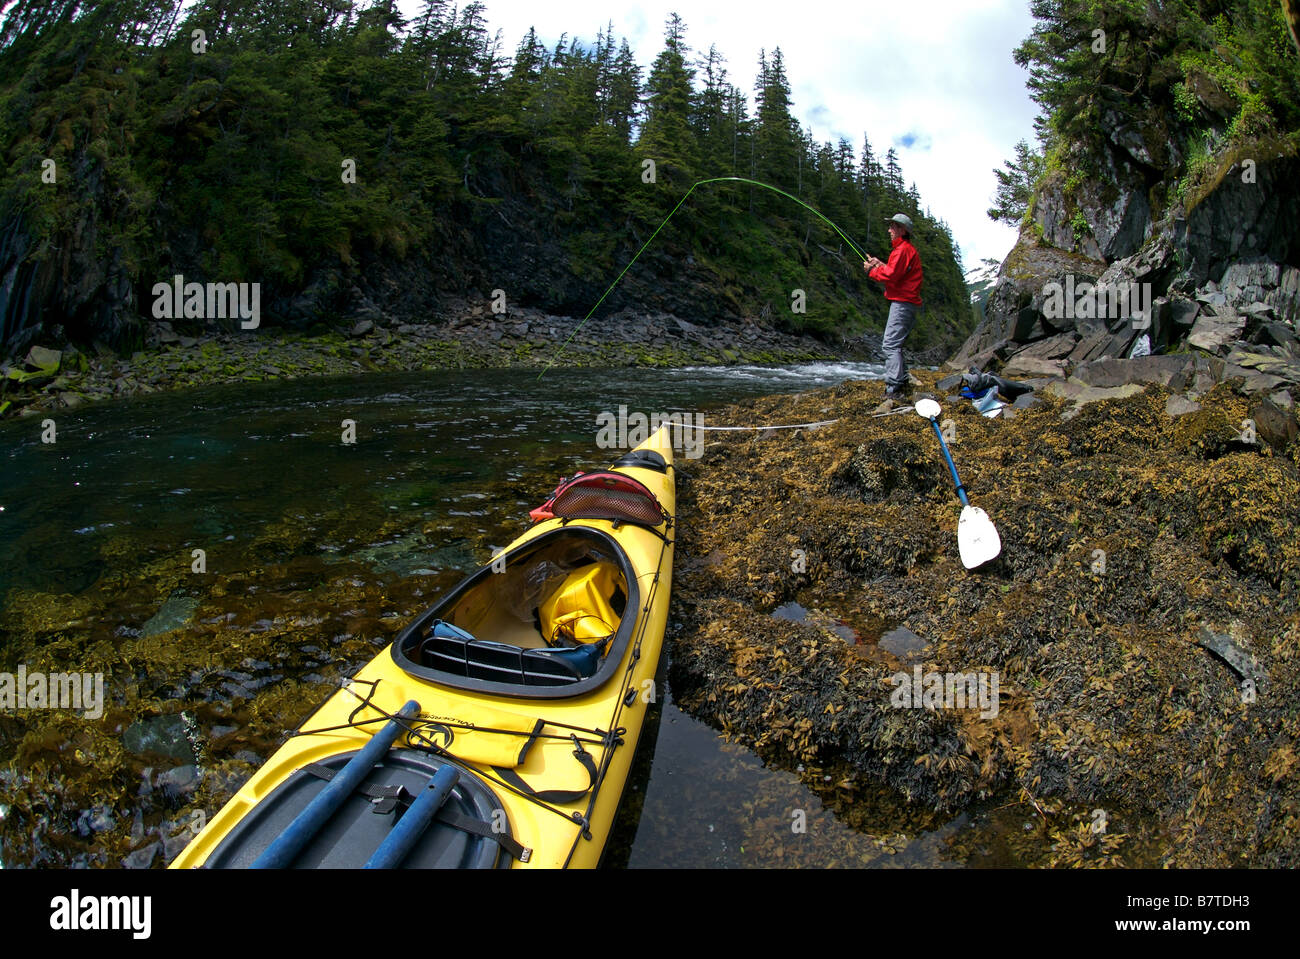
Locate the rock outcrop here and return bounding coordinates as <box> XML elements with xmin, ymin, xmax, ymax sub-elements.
<box><xmin>950</xmin><ymin>135</ymin><xmax>1300</xmax><ymax>405</ymax></box>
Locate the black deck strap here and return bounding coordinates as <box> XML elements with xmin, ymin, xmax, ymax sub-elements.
<box><xmin>515</xmin><ymin>718</ymin><xmax>546</xmax><ymax>767</ymax></box>
<box><xmin>492</xmin><ymin>734</ymin><xmax>599</xmax><ymax>805</ymax></box>
<box><xmin>300</xmin><ymin>761</ymin><xmax>415</xmax><ymax>815</ymax></box>
<box><xmin>435</xmin><ymin>807</ymin><xmax>531</xmax><ymax>863</ymax></box>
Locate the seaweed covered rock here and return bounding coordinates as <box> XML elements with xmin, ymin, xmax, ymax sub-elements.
<box><xmin>669</xmin><ymin>372</ymin><xmax>1300</xmax><ymax>867</ymax></box>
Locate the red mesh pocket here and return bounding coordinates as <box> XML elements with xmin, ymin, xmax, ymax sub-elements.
<box><xmin>530</xmin><ymin>472</ymin><xmax>667</xmax><ymax>526</ymax></box>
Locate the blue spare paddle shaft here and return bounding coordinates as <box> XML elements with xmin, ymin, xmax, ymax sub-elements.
<box><xmin>251</xmin><ymin>699</ymin><xmax>421</xmax><ymax>869</ymax></box>
<box><xmin>925</xmin><ymin>417</ymin><xmax>970</xmax><ymax>507</ymax></box>
<box><xmin>363</xmin><ymin>764</ymin><xmax>461</xmax><ymax>869</ymax></box>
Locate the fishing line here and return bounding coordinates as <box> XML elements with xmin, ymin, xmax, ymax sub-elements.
<box><xmin>689</xmin><ymin>404</ymin><xmax>915</xmax><ymax>432</ymax></box>
<box><xmin>538</xmin><ymin>176</ymin><xmax>874</xmax><ymax>378</ymax></box>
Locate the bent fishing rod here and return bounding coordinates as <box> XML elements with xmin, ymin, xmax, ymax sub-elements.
<box><xmin>538</xmin><ymin>176</ymin><xmax>879</xmax><ymax>377</ymax></box>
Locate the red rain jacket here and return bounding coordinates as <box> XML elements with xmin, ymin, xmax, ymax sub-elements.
<box><xmin>869</xmin><ymin>236</ymin><xmax>923</xmax><ymax>305</ymax></box>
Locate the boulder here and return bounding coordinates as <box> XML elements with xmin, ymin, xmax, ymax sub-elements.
<box><xmin>1001</xmin><ymin>355</ymin><xmax>1069</xmax><ymax>379</ymax></box>
<box><xmin>1168</xmin><ymin>357</ymin><xmax>1224</xmax><ymax>395</ymax></box>
<box><xmin>1220</xmin><ymin>361</ymin><xmax>1288</xmax><ymax>394</ymax></box>
<box><xmin>1248</xmin><ymin>319</ymin><xmax>1300</xmax><ymax>348</ymax></box>
<box><xmin>1187</xmin><ymin>311</ymin><xmax>1246</xmax><ymax>354</ymax></box>
<box><xmin>1248</xmin><ymin>395</ymin><xmax>1299</xmax><ymax>449</ymax></box>
<box><xmin>945</xmin><ymin>229</ymin><xmax>1106</xmax><ymax>369</ymax></box>
<box><xmin>1166</xmin><ymin>395</ymin><xmax>1202</xmax><ymax>417</ymax></box>
<box><xmin>1011</xmin><ymin>306</ymin><xmax>1047</xmax><ymax>343</ymax></box>
<box><xmin>1046</xmin><ymin>380</ymin><xmax>1146</xmax><ymax>410</ymax></box>
<box><xmin>949</xmin><ymin>337</ymin><xmax>1012</xmax><ymax>374</ymax></box>
<box><xmin>1168</xmin><ymin>297</ymin><xmax>1201</xmax><ymax>331</ymax></box>
<box><xmin>1196</xmin><ymin>289</ymin><xmax>1229</xmax><ymax>311</ymax></box>
<box><xmin>1067</xmin><ymin>329</ymin><xmax>1112</xmax><ymax>364</ymax></box>
<box><xmin>24</xmin><ymin>345</ymin><xmax>61</xmax><ymax>371</ymax></box>
<box><xmin>1099</xmin><ymin>320</ymin><xmax>1140</xmax><ymax>359</ymax></box>
<box><xmin>1225</xmin><ymin>348</ymin><xmax>1300</xmax><ymax>382</ymax></box>
<box><xmin>1073</xmin><ymin>354</ymin><xmax>1193</xmax><ymax>389</ymax></box>
<box><xmin>1010</xmin><ymin>333</ymin><xmax>1079</xmax><ymax>361</ymax></box>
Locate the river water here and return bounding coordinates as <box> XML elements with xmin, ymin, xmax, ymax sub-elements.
<box><xmin>1</xmin><ymin>360</ymin><xmax>1048</xmax><ymax>868</ymax></box>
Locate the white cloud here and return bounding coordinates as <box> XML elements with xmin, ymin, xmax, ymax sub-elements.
<box><xmin>398</xmin><ymin>0</ymin><xmax>1039</xmax><ymax>266</ymax></box>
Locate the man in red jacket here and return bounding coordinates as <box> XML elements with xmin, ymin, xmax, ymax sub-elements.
<box><xmin>864</xmin><ymin>213</ymin><xmax>923</xmax><ymax>399</ymax></box>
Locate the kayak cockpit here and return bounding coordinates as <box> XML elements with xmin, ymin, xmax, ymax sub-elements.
<box><xmin>392</xmin><ymin>527</ymin><xmax>640</xmax><ymax>699</ymax></box>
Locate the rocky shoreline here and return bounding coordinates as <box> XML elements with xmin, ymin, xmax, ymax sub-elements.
<box><xmin>666</xmin><ymin>368</ymin><xmax>1299</xmax><ymax>867</ymax></box>
<box><xmin>0</xmin><ymin>302</ymin><xmax>943</xmax><ymax>420</ymax></box>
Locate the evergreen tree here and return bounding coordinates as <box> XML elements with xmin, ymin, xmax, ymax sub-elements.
<box><xmin>637</xmin><ymin>12</ymin><xmax>698</xmax><ymax>190</ymax></box>
<box><xmin>752</xmin><ymin>47</ymin><xmax>799</xmax><ymax>194</ymax></box>
<box><xmin>883</xmin><ymin>147</ymin><xmax>903</xmax><ymax>197</ymax></box>
<box><xmin>987</xmin><ymin>138</ymin><xmax>1044</xmax><ymax>222</ymax></box>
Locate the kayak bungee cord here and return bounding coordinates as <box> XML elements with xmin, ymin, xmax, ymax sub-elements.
<box><xmin>324</xmin><ymin>681</ymin><xmax>616</xmax><ymax>831</ymax></box>
<box><xmin>538</xmin><ymin>176</ymin><xmax>874</xmax><ymax>377</ymax></box>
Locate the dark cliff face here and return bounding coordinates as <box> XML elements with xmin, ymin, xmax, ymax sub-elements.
<box><xmin>951</xmin><ymin>128</ymin><xmax>1300</xmax><ymax>380</ymax></box>
<box><xmin>951</xmin><ymin>0</ymin><xmax>1300</xmax><ymax>384</ymax></box>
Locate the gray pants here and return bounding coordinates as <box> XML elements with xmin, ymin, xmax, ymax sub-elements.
<box><xmin>882</xmin><ymin>300</ymin><xmax>919</xmax><ymax>389</ymax></box>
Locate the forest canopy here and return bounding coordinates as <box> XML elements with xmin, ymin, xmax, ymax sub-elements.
<box><xmin>0</xmin><ymin>1</ymin><xmax>973</xmax><ymax>355</ymax></box>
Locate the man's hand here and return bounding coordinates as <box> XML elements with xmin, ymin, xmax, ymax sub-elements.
<box><xmin>864</xmin><ymin>256</ymin><xmax>883</xmax><ymax>271</ymax></box>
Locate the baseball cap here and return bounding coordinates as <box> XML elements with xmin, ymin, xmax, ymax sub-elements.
<box><xmin>885</xmin><ymin>213</ymin><xmax>914</xmax><ymax>230</ymax></box>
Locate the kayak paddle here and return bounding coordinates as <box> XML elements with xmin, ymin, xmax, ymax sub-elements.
<box><xmin>914</xmin><ymin>398</ymin><xmax>1001</xmax><ymax>569</ymax></box>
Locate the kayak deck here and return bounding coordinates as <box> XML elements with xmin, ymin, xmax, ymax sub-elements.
<box><xmin>172</xmin><ymin>428</ymin><xmax>676</xmax><ymax>869</ymax></box>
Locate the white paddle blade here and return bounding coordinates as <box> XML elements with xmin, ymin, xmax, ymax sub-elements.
<box><xmin>914</xmin><ymin>398</ymin><xmax>942</xmax><ymax>420</ymax></box>
<box><xmin>958</xmin><ymin>506</ymin><xmax>1001</xmax><ymax>569</ymax></box>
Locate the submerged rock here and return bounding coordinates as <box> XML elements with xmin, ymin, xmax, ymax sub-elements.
<box><xmin>123</xmin><ymin>715</ymin><xmax>194</xmax><ymax>762</ymax></box>
<box><xmin>878</xmin><ymin>627</ymin><xmax>929</xmax><ymax>660</ymax></box>
<box><xmin>139</xmin><ymin>594</ymin><xmax>199</xmax><ymax>638</ymax></box>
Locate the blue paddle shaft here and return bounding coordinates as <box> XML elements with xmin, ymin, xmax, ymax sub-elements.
<box><xmin>250</xmin><ymin>699</ymin><xmax>421</xmax><ymax>869</ymax></box>
<box><xmin>363</xmin><ymin>764</ymin><xmax>461</xmax><ymax>869</ymax></box>
<box><xmin>927</xmin><ymin>417</ymin><xmax>970</xmax><ymax>508</ymax></box>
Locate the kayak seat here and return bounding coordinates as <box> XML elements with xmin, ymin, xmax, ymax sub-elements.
<box><xmin>417</xmin><ymin>622</ymin><xmax>592</xmax><ymax>686</ymax></box>
<box><xmin>528</xmin><ymin>641</ymin><xmax>605</xmax><ymax>678</ymax></box>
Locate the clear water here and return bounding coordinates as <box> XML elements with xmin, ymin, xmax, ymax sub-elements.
<box><xmin>1</xmin><ymin>359</ymin><xmax>1033</xmax><ymax>868</ymax></box>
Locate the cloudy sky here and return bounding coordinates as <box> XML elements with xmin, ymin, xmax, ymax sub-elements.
<box><xmin>399</xmin><ymin>0</ymin><xmax>1041</xmax><ymax>270</ymax></box>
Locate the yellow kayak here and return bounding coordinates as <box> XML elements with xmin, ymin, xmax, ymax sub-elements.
<box><xmin>171</xmin><ymin>426</ymin><xmax>676</xmax><ymax>869</ymax></box>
